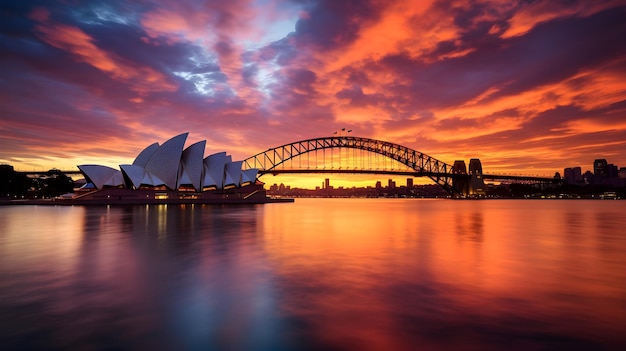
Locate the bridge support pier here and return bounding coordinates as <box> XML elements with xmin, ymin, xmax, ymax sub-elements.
<box><xmin>468</xmin><ymin>158</ymin><xmax>485</xmax><ymax>197</ymax></box>
<box><xmin>452</xmin><ymin>160</ymin><xmax>469</xmax><ymax>196</ymax></box>
<box><xmin>452</xmin><ymin>159</ymin><xmax>485</xmax><ymax>197</ymax></box>
<box><xmin>452</xmin><ymin>177</ymin><xmax>469</xmax><ymax>196</ymax></box>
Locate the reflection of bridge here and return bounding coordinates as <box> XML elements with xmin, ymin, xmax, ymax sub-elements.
<box><xmin>19</xmin><ymin>136</ymin><xmax>560</xmax><ymax>197</ymax></box>
<box><xmin>242</xmin><ymin>136</ymin><xmax>560</xmax><ymax>197</ymax></box>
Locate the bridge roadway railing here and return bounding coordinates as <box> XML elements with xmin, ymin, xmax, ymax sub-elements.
<box><xmin>242</xmin><ymin>136</ymin><xmax>463</xmax><ymax>195</ymax></box>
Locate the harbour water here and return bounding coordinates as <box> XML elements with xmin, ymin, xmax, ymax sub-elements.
<box><xmin>1</xmin><ymin>199</ymin><xmax>625</xmax><ymax>350</ymax></box>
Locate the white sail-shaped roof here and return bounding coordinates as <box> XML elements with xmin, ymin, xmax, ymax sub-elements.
<box><xmin>178</xmin><ymin>140</ymin><xmax>206</xmax><ymax>191</ymax></box>
<box><xmin>178</xmin><ymin>172</ymin><xmax>192</xmax><ymax>188</ymax></box>
<box><xmin>201</xmin><ymin>173</ymin><xmax>217</xmax><ymax>189</ymax></box>
<box><xmin>120</xmin><ymin>164</ymin><xmax>145</xmax><ymax>189</ymax></box>
<box><xmin>203</xmin><ymin>152</ymin><xmax>229</xmax><ymax>189</ymax></box>
<box><xmin>224</xmin><ymin>161</ymin><xmax>243</xmax><ymax>188</ymax></box>
<box><xmin>108</xmin><ymin>172</ymin><xmax>124</xmax><ymax>187</ymax></box>
<box><xmin>133</xmin><ymin>142</ymin><xmax>159</xmax><ymax>168</ymax></box>
<box><xmin>144</xmin><ymin>133</ymin><xmax>188</xmax><ymax>190</ymax></box>
<box><xmin>78</xmin><ymin>165</ymin><xmax>124</xmax><ymax>189</ymax></box>
<box><xmin>77</xmin><ymin>133</ymin><xmax>260</xmax><ymax>192</ymax></box>
<box><xmin>241</xmin><ymin>169</ymin><xmax>258</xmax><ymax>186</ymax></box>
<box><xmin>141</xmin><ymin>172</ymin><xmax>165</xmax><ymax>187</ymax></box>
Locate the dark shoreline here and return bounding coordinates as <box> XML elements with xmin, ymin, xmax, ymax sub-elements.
<box><xmin>0</xmin><ymin>197</ymin><xmax>294</xmax><ymax>206</ymax></box>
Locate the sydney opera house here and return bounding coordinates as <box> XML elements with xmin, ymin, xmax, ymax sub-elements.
<box><xmin>72</xmin><ymin>133</ymin><xmax>286</xmax><ymax>204</ymax></box>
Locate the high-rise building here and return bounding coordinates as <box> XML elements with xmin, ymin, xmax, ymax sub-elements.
<box><xmin>583</xmin><ymin>171</ymin><xmax>594</xmax><ymax>184</ymax></box>
<box><xmin>324</xmin><ymin>178</ymin><xmax>330</xmax><ymax>189</ymax></box>
<box><xmin>573</xmin><ymin>167</ymin><xmax>582</xmax><ymax>184</ymax></box>
<box><xmin>594</xmin><ymin>159</ymin><xmax>608</xmax><ymax>178</ymax></box>
<box><xmin>564</xmin><ymin>167</ymin><xmax>573</xmax><ymax>184</ymax></box>
<box><xmin>564</xmin><ymin>167</ymin><xmax>584</xmax><ymax>185</ymax></box>
<box><xmin>406</xmin><ymin>178</ymin><xmax>413</xmax><ymax>188</ymax></box>
<box><xmin>388</xmin><ymin>179</ymin><xmax>396</xmax><ymax>189</ymax></box>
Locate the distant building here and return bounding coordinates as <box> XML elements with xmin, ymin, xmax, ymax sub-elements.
<box><xmin>564</xmin><ymin>167</ymin><xmax>573</xmax><ymax>183</ymax></box>
<box><xmin>388</xmin><ymin>179</ymin><xmax>396</xmax><ymax>189</ymax></box>
<box><xmin>406</xmin><ymin>178</ymin><xmax>413</xmax><ymax>188</ymax></box>
<box><xmin>583</xmin><ymin>170</ymin><xmax>594</xmax><ymax>185</ymax></box>
<box><xmin>573</xmin><ymin>167</ymin><xmax>583</xmax><ymax>185</ymax></box>
<box><xmin>594</xmin><ymin>159</ymin><xmax>608</xmax><ymax>178</ymax></box>
<box><xmin>564</xmin><ymin>167</ymin><xmax>584</xmax><ymax>185</ymax></box>
<box><xmin>572</xmin><ymin>167</ymin><xmax>585</xmax><ymax>185</ymax></box>
<box><xmin>607</xmin><ymin>164</ymin><xmax>618</xmax><ymax>178</ymax></box>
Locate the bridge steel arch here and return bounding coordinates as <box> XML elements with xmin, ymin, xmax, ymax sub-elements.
<box><xmin>242</xmin><ymin>136</ymin><xmax>463</xmax><ymax>195</ymax></box>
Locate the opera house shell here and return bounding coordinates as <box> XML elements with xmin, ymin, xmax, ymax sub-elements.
<box><xmin>73</xmin><ymin>133</ymin><xmax>282</xmax><ymax>204</ymax></box>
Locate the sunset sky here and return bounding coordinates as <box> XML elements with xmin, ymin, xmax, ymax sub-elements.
<box><xmin>1</xmin><ymin>0</ymin><xmax>625</xmax><ymax>188</ymax></box>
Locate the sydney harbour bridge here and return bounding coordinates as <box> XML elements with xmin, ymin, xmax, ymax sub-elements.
<box><xmin>240</xmin><ymin>136</ymin><xmax>559</xmax><ymax>196</ymax></box>
<box><xmin>20</xmin><ymin>135</ymin><xmax>560</xmax><ymax>197</ymax></box>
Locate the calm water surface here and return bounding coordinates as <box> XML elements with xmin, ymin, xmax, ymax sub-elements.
<box><xmin>0</xmin><ymin>199</ymin><xmax>625</xmax><ymax>350</ymax></box>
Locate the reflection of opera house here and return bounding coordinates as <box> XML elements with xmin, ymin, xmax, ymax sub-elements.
<box><xmin>73</xmin><ymin>133</ymin><xmax>288</xmax><ymax>204</ymax></box>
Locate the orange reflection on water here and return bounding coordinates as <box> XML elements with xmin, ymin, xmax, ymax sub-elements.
<box><xmin>1</xmin><ymin>200</ymin><xmax>625</xmax><ymax>349</ymax></box>
<box><xmin>261</xmin><ymin>199</ymin><xmax>626</xmax><ymax>349</ymax></box>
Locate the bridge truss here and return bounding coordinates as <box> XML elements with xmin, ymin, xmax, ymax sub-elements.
<box><xmin>242</xmin><ymin>136</ymin><xmax>462</xmax><ymax>195</ymax></box>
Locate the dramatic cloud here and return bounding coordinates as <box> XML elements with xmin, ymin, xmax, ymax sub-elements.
<box><xmin>1</xmin><ymin>0</ymin><xmax>625</xmax><ymax>186</ymax></box>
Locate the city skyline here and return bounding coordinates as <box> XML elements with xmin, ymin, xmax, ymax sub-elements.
<box><xmin>271</xmin><ymin>151</ymin><xmax>626</xmax><ymax>191</ymax></box>
<box><xmin>1</xmin><ymin>1</ymin><xmax>625</xmax><ymax>189</ymax></box>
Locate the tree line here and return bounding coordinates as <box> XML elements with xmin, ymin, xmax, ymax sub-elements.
<box><xmin>0</xmin><ymin>165</ymin><xmax>74</xmax><ymax>199</ymax></box>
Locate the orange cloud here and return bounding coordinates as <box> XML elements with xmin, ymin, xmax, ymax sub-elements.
<box><xmin>34</xmin><ymin>23</ymin><xmax>177</xmax><ymax>94</ymax></box>
<box><xmin>502</xmin><ymin>0</ymin><xmax>623</xmax><ymax>38</ymax></box>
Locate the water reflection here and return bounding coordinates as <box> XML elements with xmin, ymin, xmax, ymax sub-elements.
<box><xmin>0</xmin><ymin>200</ymin><xmax>625</xmax><ymax>350</ymax></box>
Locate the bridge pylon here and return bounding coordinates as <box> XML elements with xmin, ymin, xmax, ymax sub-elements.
<box><xmin>452</xmin><ymin>160</ymin><xmax>470</xmax><ymax>195</ymax></box>
<box><xmin>468</xmin><ymin>158</ymin><xmax>486</xmax><ymax>196</ymax></box>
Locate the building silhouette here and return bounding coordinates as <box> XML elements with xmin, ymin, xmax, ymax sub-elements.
<box><xmin>594</xmin><ymin>159</ymin><xmax>608</xmax><ymax>179</ymax></box>
<box><xmin>564</xmin><ymin>167</ymin><xmax>583</xmax><ymax>185</ymax></box>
